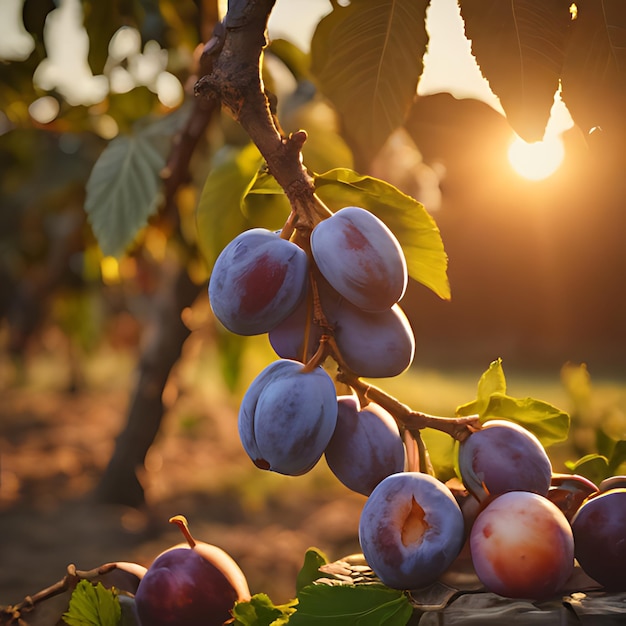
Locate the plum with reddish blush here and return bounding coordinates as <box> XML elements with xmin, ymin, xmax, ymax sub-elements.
<box><xmin>571</xmin><ymin>487</ymin><xmax>626</xmax><ymax>590</ymax></box>
<box><xmin>470</xmin><ymin>491</ymin><xmax>574</xmax><ymax>599</ymax></box>
<box><xmin>310</xmin><ymin>206</ymin><xmax>407</xmax><ymax>312</ymax></box>
<box><xmin>458</xmin><ymin>420</ymin><xmax>552</xmax><ymax>502</ymax></box>
<box><xmin>208</xmin><ymin>228</ymin><xmax>308</xmax><ymax>335</ymax></box>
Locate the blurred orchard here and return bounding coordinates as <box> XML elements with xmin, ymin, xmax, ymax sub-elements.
<box><xmin>1</xmin><ymin>0</ymin><xmax>626</xmax><ymax>616</ymax></box>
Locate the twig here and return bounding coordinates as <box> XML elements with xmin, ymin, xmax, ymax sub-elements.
<box><xmin>0</xmin><ymin>563</ymin><xmax>128</xmax><ymax>625</ymax></box>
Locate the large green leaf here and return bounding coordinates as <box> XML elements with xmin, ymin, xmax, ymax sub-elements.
<box><xmin>314</xmin><ymin>168</ymin><xmax>450</xmax><ymax>300</ymax></box>
<box><xmin>482</xmin><ymin>392</ymin><xmax>570</xmax><ymax>447</ymax></box>
<box><xmin>459</xmin><ymin>0</ymin><xmax>571</xmax><ymax>142</ymax></box>
<box><xmin>310</xmin><ymin>0</ymin><xmax>429</xmax><ymax>167</ymax></box>
<box><xmin>290</xmin><ymin>584</ymin><xmax>412</xmax><ymax>625</ymax></box>
<box><xmin>561</xmin><ymin>0</ymin><xmax>626</xmax><ymax>136</ymax></box>
<box><xmin>85</xmin><ymin>107</ymin><xmax>188</xmax><ymax>257</ymax></box>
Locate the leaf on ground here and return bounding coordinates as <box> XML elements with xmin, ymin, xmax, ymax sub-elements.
<box><xmin>314</xmin><ymin>168</ymin><xmax>449</xmax><ymax>300</ymax></box>
<box><xmin>232</xmin><ymin>593</ymin><xmax>297</xmax><ymax>626</ymax></box>
<box><xmin>63</xmin><ymin>580</ymin><xmax>121</xmax><ymax>626</ymax></box>
<box><xmin>289</xmin><ymin>584</ymin><xmax>412</xmax><ymax>625</ymax></box>
<box><xmin>296</xmin><ymin>547</ymin><xmax>329</xmax><ymax>593</ymax></box>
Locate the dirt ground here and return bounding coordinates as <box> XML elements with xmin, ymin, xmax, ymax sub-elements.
<box><xmin>0</xmin><ymin>343</ymin><xmax>366</xmax><ymax>610</ymax></box>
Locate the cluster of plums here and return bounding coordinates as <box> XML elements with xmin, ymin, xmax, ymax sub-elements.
<box><xmin>359</xmin><ymin>420</ymin><xmax>626</xmax><ymax>599</ymax></box>
<box><xmin>209</xmin><ymin>206</ymin><xmax>414</xmax><ymax>479</ymax></box>
<box><xmin>207</xmin><ymin>208</ymin><xmax>626</xmax><ymax>603</ymax></box>
<box><xmin>209</xmin><ymin>206</ymin><xmax>414</xmax><ymax>378</ymax></box>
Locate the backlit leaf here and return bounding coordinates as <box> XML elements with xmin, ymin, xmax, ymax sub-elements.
<box><xmin>314</xmin><ymin>168</ymin><xmax>449</xmax><ymax>300</ymax></box>
<box><xmin>609</xmin><ymin>440</ymin><xmax>626</xmax><ymax>474</ymax></box>
<box><xmin>566</xmin><ymin>454</ymin><xmax>610</xmax><ymax>485</ymax></box>
<box><xmin>290</xmin><ymin>584</ymin><xmax>412</xmax><ymax>625</ymax></box>
<box><xmin>482</xmin><ymin>392</ymin><xmax>570</xmax><ymax>447</ymax></box>
<box><xmin>63</xmin><ymin>580</ymin><xmax>120</xmax><ymax>626</ymax></box>
<box><xmin>196</xmin><ymin>143</ymin><xmax>264</xmax><ymax>272</ymax></box>
<box><xmin>561</xmin><ymin>0</ymin><xmax>626</xmax><ymax>136</ymax></box>
<box><xmin>459</xmin><ymin>0</ymin><xmax>571</xmax><ymax>141</ymax></box>
<box><xmin>456</xmin><ymin>358</ymin><xmax>507</xmax><ymax>417</ymax></box>
<box><xmin>310</xmin><ymin>0</ymin><xmax>429</xmax><ymax>167</ymax></box>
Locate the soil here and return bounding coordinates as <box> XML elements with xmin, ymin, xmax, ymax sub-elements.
<box><xmin>0</xmin><ymin>354</ymin><xmax>365</xmax><ymax>612</ymax></box>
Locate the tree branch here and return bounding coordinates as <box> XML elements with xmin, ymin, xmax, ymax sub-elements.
<box><xmin>194</xmin><ymin>0</ymin><xmax>331</xmax><ymax>230</ymax></box>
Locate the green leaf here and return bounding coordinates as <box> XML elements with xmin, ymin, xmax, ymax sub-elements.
<box><xmin>63</xmin><ymin>580</ymin><xmax>121</xmax><ymax>626</ymax></box>
<box><xmin>290</xmin><ymin>584</ymin><xmax>412</xmax><ymax>625</ymax></box>
<box><xmin>297</xmin><ymin>548</ymin><xmax>329</xmax><ymax>593</ymax></box>
<box><xmin>314</xmin><ymin>168</ymin><xmax>449</xmax><ymax>300</ymax></box>
<box><xmin>566</xmin><ymin>454</ymin><xmax>611</xmax><ymax>485</ymax></box>
<box><xmin>215</xmin><ymin>325</ymin><xmax>247</xmax><ymax>392</ymax></box>
<box><xmin>196</xmin><ymin>143</ymin><xmax>264</xmax><ymax>272</ymax></box>
<box><xmin>459</xmin><ymin>0</ymin><xmax>571</xmax><ymax>142</ymax></box>
<box><xmin>85</xmin><ymin>133</ymin><xmax>163</xmax><ymax>257</ymax></box>
<box><xmin>456</xmin><ymin>358</ymin><xmax>506</xmax><ymax>417</ymax></box>
<box><xmin>482</xmin><ymin>393</ymin><xmax>570</xmax><ymax>447</ymax></box>
<box><xmin>609</xmin><ymin>440</ymin><xmax>626</xmax><ymax>475</ymax></box>
<box><xmin>422</xmin><ymin>428</ymin><xmax>458</xmax><ymax>483</ymax></box>
<box><xmin>232</xmin><ymin>593</ymin><xmax>297</xmax><ymax>626</ymax></box>
<box><xmin>85</xmin><ymin>107</ymin><xmax>188</xmax><ymax>258</ymax></box>
<box><xmin>310</xmin><ymin>0</ymin><xmax>430</xmax><ymax>166</ymax></box>
<box><xmin>242</xmin><ymin>170</ymin><xmax>292</xmax><ymax>224</ymax></box>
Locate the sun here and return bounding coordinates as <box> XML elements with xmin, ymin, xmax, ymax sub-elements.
<box><xmin>507</xmin><ymin>135</ymin><xmax>565</xmax><ymax>181</ymax></box>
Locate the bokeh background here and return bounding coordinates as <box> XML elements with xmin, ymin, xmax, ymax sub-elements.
<box><xmin>1</xmin><ymin>0</ymin><xmax>625</xmax><ymax>612</ymax></box>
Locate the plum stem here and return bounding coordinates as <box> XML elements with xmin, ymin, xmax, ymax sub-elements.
<box><xmin>169</xmin><ymin>514</ymin><xmax>197</xmax><ymax>548</ymax></box>
<box><xmin>337</xmin><ymin>372</ymin><xmax>481</xmax><ymax>445</ymax></box>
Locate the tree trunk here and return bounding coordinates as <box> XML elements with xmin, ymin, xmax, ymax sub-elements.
<box><xmin>95</xmin><ymin>262</ymin><xmax>200</xmax><ymax>507</ymax></box>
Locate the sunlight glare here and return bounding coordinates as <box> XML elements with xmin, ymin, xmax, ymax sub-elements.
<box><xmin>507</xmin><ymin>136</ymin><xmax>565</xmax><ymax>181</ymax></box>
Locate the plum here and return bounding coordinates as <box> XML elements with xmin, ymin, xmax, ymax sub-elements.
<box><xmin>310</xmin><ymin>206</ymin><xmax>407</xmax><ymax>312</ymax></box>
<box><xmin>267</xmin><ymin>291</ymin><xmax>321</xmax><ymax>364</ymax></box>
<box><xmin>208</xmin><ymin>228</ymin><xmax>308</xmax><ymax>335</ymax></box>
<box><xmin>458</xmin><ymin>419</ymin><xmax>552</xmax><ymax>502</ymax></box>
<box><xmin>324</xmin><ymin>396</ymin><xmax>406</xmax><ymax>496</ymax></box>
<box><xmin>269</xmin><ymin>280</ymin><xmax>415</xmax><ymax>377</ymax></box>
<box><xmin>330</xmin><ymin>301</ymin><xmax>415</xmax><ymax>378</ymax></box>
<box><xmin>571</xmin><ymin>487</ymin><xmax>626</xmax><ymax>590</ymax></box>
<box><xmin>358</xmin><ymin>472</ymin><xmax>465</xmax><ymax>590</ymax></box>
<box><xmin>134</xmin><ymin>516</ymin><xmax>250</xmax><ymax>626</ymax></box>
<box><xmin>470</xmin><ymin>491</ymin><xmax>574</xmax><ymax>599</ymax></box>
<box><xmin>238</xmin><ymin>359</ymin><xmax>338</xmax><ymax>475</ymax></box>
